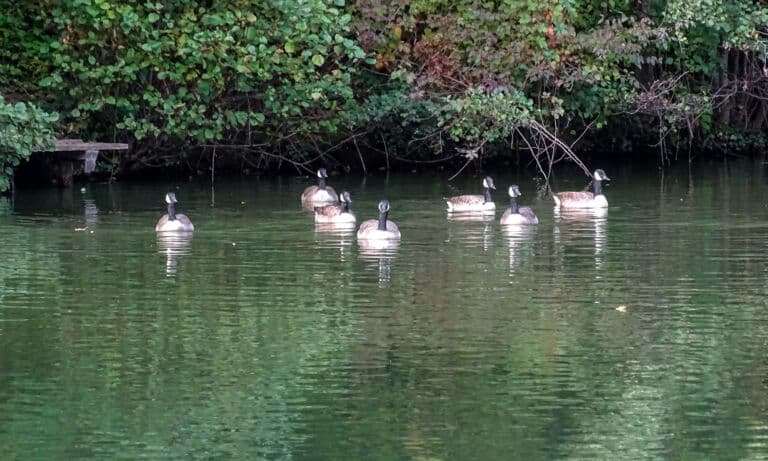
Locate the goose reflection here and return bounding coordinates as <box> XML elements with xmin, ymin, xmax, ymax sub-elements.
<box><xmin>314</xmin><ymin>223</ymin><xmax>354</xmax><ymax>260</ymax></box>
<box><xmin>502</xmin><ymin>224</ymin><xmax>535</xmax><ymax>274</ymax></box>
<box><xmin>83</xmin><ymin>198</ymin><xmax>99</xmax><ymax>228</ymax></box>
<box><xmin>157</xmin><ymin>232</ymin><xmax>193</xmax><ymax>276</ymax></box>
<box><xmin>446</xmin><ymin>215</ymin><xmax>494</xmax><ymax>252</ymax></box>
<box><xmin>554</xmin><ymin>207</ymin><xmax>607</xmax><ymax>270</ymax></box>
<box><xmin>80</xmin><ymin>187</ymin><xmax>100</xmax><ymax>229</ymax></box>
<box><xmin>358</xmin><ymin>239</ymin><xmax>400</xmax><ymax>286</ymax></box>
<box><xmin>446</xmin><ymin>212</ymin><xmax>494</xmax><ymax>223</ymax></box>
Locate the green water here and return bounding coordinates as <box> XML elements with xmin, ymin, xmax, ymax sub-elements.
<box><xmin>2</xmin><ymin>160</ymin><xmax>768</xmax><ymax>460</ymax></box>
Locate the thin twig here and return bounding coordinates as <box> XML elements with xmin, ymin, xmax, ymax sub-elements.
<box><xmin>380</xmin><ymin>132</ymin><xmax>390</xmax><ymax>171</ymax></box>
<box><xmin>448</xmin><ymin>156</ymin><xmax>473</xmax><ymax>181</ymax></box>
<box><xmin>515</xmin><ymin>127</ymin><xmax>549</xmax><ymax>189</ymax></box>
<box><xmin>353</xmin><ymin>136</ymin><xmax>367</xmax><ymax>175</ymax></box>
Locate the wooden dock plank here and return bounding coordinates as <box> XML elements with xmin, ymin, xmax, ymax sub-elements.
<box><xmin>51</xmin><ymin>139</ymin><xmax>129</xmax><ymax>152</ymax></box>
<box><xmin>29</xmin><ymin>138</ymin><xmax>130</xmax><ymax>186</ymax></box>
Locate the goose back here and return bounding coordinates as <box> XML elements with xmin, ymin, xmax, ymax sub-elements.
<box><xmin>156</xmin><ymin>213</ymin><xmax>194</xmax><ymax>232</ymax></box>
<box><xmin>314</xmin><ymin>203</ymin><xmax>356</xmax><ymax>224</ymax></box>
<box><xmin>553</xmin><ymin>169</ymin><xmax>609</xmax><ymax>209</ymax></box>
<box><xmin>357</xmin><ymin>219</ymin><xmax>401</xmax><ymax>240</ymax></box>
<box><xmin>553</xmin><ymin>191</ymin><xmax>608</xmax><ymax>209</ymax></box>
<box><xmin>446</xmin><ymin>176</ymin><xmax>496</xmax><ymax>212</ymax></box>
<box><xmin>446</xmin><ymin>194</ymin><xmax>496</xmax><ymax>212</ymax></box>
<box><xmin>500</xmin><ymin>206</ymin><xmax>539</xmax><ymax>225</ymax></box>
<box><xmin>302</xmin><ymin>185</ymin><xmax>339</xmax><ymax>206</ymax></box>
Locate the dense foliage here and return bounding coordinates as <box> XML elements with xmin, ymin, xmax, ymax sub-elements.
<box><xmin>0</xmin><ymin>95</ymin><xmax>58</xmax><ymax>192</ymax></box>
<box><xmin>0</xmin><ymin>0</ymin><xmax>766</xmax><ymax>177</ymax></box>
<box><xmin>353</xmin><ymin>0</ymin><xmax>768</xmax><ymax>168</ymax></box>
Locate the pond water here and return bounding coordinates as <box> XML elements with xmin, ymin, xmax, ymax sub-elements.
<box><xmin>1</xmin><ymin>159</ymin><xmax>768</xmax><ymax>459</ymax></box>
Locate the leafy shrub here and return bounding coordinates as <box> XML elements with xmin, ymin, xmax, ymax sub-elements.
<box><xmin>0</xmin><ymin>95</ymin><xmax>58</xmax><ymax>192</ymax></box>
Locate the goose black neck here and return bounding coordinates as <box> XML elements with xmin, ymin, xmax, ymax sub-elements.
<box><xmin>377</xmin><ymin>211</ymin><xmax>388</xmax><ymax>231</ymax></box>
<box><xmin>483</xmin><ymin>187</ymin><xmax>492</xmax><ymax>204</ymax></box>
<box><xmin>167</xmin><ymin>202</ymin><xmax>177</xmax><ymax>221</ymax></box>
<box><xmin>593</xmin><ymin>179</ymin><xmax>602</xmax><ymax>196</ymax></box>
<box><xmin>509</xmin><ymin>196</ymin><xmax>519</xmax><ymax>214</ymax></box>
<box><xmin>341</xmin><ymin>201</ymin><xmax>350</xmax><ymax>213</ymax></box>
<box><xmin>318</xmin><ymin>177</ymin><xmax>327</xmax><ymax>190</ymax></box>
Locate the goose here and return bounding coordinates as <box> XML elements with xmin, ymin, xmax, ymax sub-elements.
<box><xmin>155</xmin><ymin>192</ymin><xmax>194</xmax><ymax>232</ymax></box>
<box><xmin>314</xmin><ymin>191</ymin><xmax>356</xmax><ymax>224</ymax></box>
<box><xmin>553</xmin><ymin>169</ymin><xmax>610</xmax><ymax>209</ymax></box>
<box><xmin>301</xmin><ymin>168</ymin><xmax>339</xmax><ymax>206</ymax></box>
<box><xmin>500</xmin><ymin>185</ymin><xmax>539</xmax><ymax>225</ymax></box>
<box><xmin>357</xmin><ymin>199</ymin><xmax>401</xmax><ymax>241</ymax></box>
<box><xmin>446</xmin><ymin>176</ymin><xmax>496</xmax><ymax>213</ymax></box>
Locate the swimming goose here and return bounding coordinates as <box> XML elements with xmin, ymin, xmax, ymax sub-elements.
<box><xmin>553</xmin><ymin>169</ymin><xmax>610</xmax><ymax>209</ymax></box>
<box><xmin>301</xmin><ymin>168</ymin><xmax>339</xmax><ymax>206</ymax></box>
<box><xmin>155</xmin><ymin>192</ymin><xmax>194</xmax><ymax>232</ymax></box>
<box><xmin>500</xmin><ymin>185</ymin><xmax>539</xmax><ymax>225</ymax></box>
<box><xmin>314</xmin><ymin>191</ymin><xmax>356</xmax><ymax>224</ymax></box>
<box><xmin>446</xmin><ymin>176</ymin><xmax>496</xmax><ymax>213</ymax></box>
<box><xmin>357</xmin><ymin>199</ymin><xmax>401</xmax><ymax>240</ymax></box>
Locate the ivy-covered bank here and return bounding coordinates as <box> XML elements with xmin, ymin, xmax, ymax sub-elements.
<box><xmin>0</xmin><ymin>0</ymin><xmax>766</xmax><ymax>190</ymax></box>
<box><xmin>0</xmin><ymin>96</ymin><xmax>58</xmax><ymax>191</ymax></box>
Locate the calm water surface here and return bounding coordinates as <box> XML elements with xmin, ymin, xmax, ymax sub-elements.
<box><xmin>2</xmin><ymin>160</ymin><xmax>768</xmax><ymax>460</ymax></box>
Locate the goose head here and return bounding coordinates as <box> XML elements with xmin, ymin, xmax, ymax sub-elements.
<box><xmin>340</xmin><ymin>191</ymin><xmax>352</xmax><ymax>204</ymax></box>
<box><xmin>165</xmin><ymin>192</ymin><xmax>178</xmax><ymax>204</ymax></box>
<box><xmin>593</xmin><ymin>169</ymin><xmax>610</xmax><ymax>181</ymax></box>
<box><xmin>378</xmin><ymin>199</ymin><xmax>391</xmax><ymax>214</ymax></box>
<box><xmin>482</xmin><ymin>176</ymin><xmax>496</xmax><ymax>190</ymax></box>
<box><xmin>317</xmin><ymin>168</ymin><xmax>329</xmax><ymax>179</ymax></box>
<box><xmin>508</xmin><ymin>185</ymin><xmax>522</xmax><ymax>198</ymax></box>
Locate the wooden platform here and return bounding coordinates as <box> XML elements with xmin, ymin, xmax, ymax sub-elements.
<box><xmin>33</xmin><ymin>138</ymin><xmax>130</xmax><ymax>186</ymax></box>
<box><xmin>50</xmin><ymin>139</ymin><xmax>130</xmax><ymax>152</ymax></box>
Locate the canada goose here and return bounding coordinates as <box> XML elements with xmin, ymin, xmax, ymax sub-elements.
<box><xmin>446</xmin><ymin>176</ymin><xmax>496</xmax><ymax>213</ymax></box>
<box><xmin>357</xmin><ymin>199</ymin><xmax>401</xmax><ymax>241</ymax></box>
<box><xmin>301</xmin><ymin>168</ymin><xmax>339</xmax><ymax>206</ymax></box>
<box><xmin>314</xmin><ymin>191</ymin><xmax>356</xmax><ymax>224</ymax></box>
<box><xmin>553</xmin><ymin>169</ymin><xmax>610</xmax><ymax>209</ymax></box>
<box><xmin>500</xmin><ymin>185</ymin><xmax>539</xmax><ymax>225</ymax></box>
<box><xmin>155</xmin><ymin>192</ymin><xmax>194</xmax><ymax>232</ymax></box>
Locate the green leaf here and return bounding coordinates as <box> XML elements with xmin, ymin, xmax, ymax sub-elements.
<box><xmin>311</xmin><ymin>54</ymin><xmax>325</xmax><ymax>67</ymax></box>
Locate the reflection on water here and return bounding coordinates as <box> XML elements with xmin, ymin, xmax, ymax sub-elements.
<box><xmin>314</xmin><ymin>221</ymin><xmax>357</xmax><ymax>233</ymax></box>
<box><xmin>81</xmin><ymin>187</ymin><xmax>100</xmax><ymax>229</ymax></box>
<box><xmin>446</xmin><ymin>212</ymin><xmax>495</xmax><ymax>251</ymax></box>
<box><xmin>314</xmin><ymin>224</ymin><xmax>355</xmax><ymax>260</ymax></box>
<box><xmin>3</xmin><ymin>161</ymin><xmax>768</xmax><ymax>459</ymax></box>
<box><xmin>358</xmin><ymin>239</ymin><xmax>399</xmax><ymax>286</ymax></box>
<box><xmin>446</xmin><ymin>220</ymin><xmax>494</xmax><ymax>253</ymax></box>
<box><xmin>502</xmin><ymin>224</ymin><xmax>535</xmax><ymax>274</ymax></box>
<box><xmin>554</xmin><ymin>207</ymin><xmax>608</xmax><ymax>270</ymax></box>
<box><xmin>156</xmin><ymin>232</ymin><xmax>193</xmax><ymax>276</ymax></box>
<box><xmin>446</xmin><ymin>211</ymin><xmax>495</xmax><ymax>222</ymax></box>
<box><xmin>0</xmin><ymin>196</ymin><xmax>10</xmax><ymax>216</ymax></box>
<box><xmin>83</xmin><ymin>198</ymin><xmax>99</xmax><ymax>228</ymax></box>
